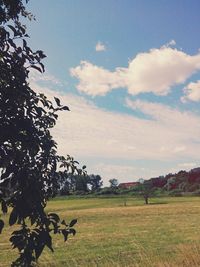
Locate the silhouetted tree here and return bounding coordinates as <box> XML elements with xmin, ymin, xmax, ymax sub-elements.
<box><xmin>109</xmin><ymin>178</ymin><xmax>118</xmax><ymax>188</ymax></box>
<box><xmin>74</xmin><ymin>174</ymin><xmax>89</xmax><ymax>193</ymax></box>
<box><xmin>89</xmin><ymin>174</ymin><xmax>103</xmax><ymax>192</ymax></box>
<box><xmin>58</xmin><ymin>173</ymin><xmax>103</xmax><ymax>195</ymax></box>
<box><xmin>0</xmin><ymin>1</ymin><xmax>85</xmax><ymax>266</ymax></box>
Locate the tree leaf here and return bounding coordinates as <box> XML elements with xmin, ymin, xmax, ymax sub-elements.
<box><xmin>69</xmin><ymin>219</ymin><xmax>77</xmax><ymax>227</ymax></box>
<box><xmin>61</xmin><ymin>106</ymin><xmax>70</xmax><ymax>111</ymax></box>
<box><xmin>0</xmin><ymin>219</ymin><xmax>4</xmax><ymax>234</ymax></box>
<box><xmin>35</xmin><ymin>244</ymin><xmax>45</xmax><ymax>259</ymax></box>
<box><xmin>54</xmin><ymin>97</ymin><xmax>61</xmax><ymax>106</ymax></box>
<box><xmin>1</xmin><ymin>200</ymin><xmax>7</xmax><ymax>214</ymax></box>
<box><xmin>40</xmin><ymin>62</ymin><xmax>45</xmax><ymax>72</ymax></box>
<box><xmin>61</xmin><ymin>220</ymin><xmax>67</xmax><ymax>226</ymax></box>
<box><xmin>23</xmin><ymin>39</ymin><xmax>27</xmax><ymax>48</ymax></box>
<box><xmin>30</xmin><ymin>65</ymin><xmax>42</xmax><ymax>73</ymax></box>
<box><xmin>69</xmin><ymin>228</ymin><xmax>76</xmax><ymax>236</ymax></box>
<box><xmin>8</xmin><ymin>25</ymin><xmax>17</xmax><ymax>36</ymax></box>
<box><xmin>9</xmin><ymin>208</ymin><xmax>18</xmax><ymax>226</ymax></box>
<box><xmin>48</xmin><ymin>213</ymin><xmax>60</xmax><ymax>223</ymax></box>
<box><xmin>61</xmin><ymin>229</ymin><xmax>69</xmax><ymax>242</ymax></box>
<box><xmin>45</xmin><ymin>232</ymin><xmax>54</xmax><ymax>252</ymax></box>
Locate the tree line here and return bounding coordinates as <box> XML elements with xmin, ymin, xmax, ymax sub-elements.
<box><xmin>58</xmin><ymin>174</ymin><xmax>103</xmax><ymax>195</ymax></box>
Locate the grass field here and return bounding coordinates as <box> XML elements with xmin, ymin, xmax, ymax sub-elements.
<box><xmin>1</xmin><ymin>196</ymin><xmax>200</xmax><ymax>266</ymax></box>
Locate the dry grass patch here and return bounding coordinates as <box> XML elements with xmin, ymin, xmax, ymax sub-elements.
<box><xmin>1</xmin><ymin>197</ymin><xmax>200</xmax><ymax>266</ymax></box>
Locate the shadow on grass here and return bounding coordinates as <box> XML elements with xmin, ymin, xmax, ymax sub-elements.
<box><xmin>148</xmin><ymin>202</ymin><xmax>168</xmax><ymax>205</ymax></box>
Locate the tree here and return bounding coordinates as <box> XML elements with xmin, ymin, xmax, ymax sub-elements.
<box><xmin>0</xmin><ymin>1</ymin><xmax>85</xmax><ymax>266</ymax></box>
<box><xmin>109</xmin><ymin>178</ymin><xmax>118</xmax><ymax>188</ymax></box>
<box><xmin>137</xmin><ymin>178</ymin><xmax>145</xmax><ymax>184</ymax></box>
<box><xmin>74</xmin><ymin>174</ymin><xmax>89</xmax><ymax>193</ymax></box>
<box><xmin>139</xmin><ymin>181</ymin><xmax>154</xmax><ymax>205</ymax></box>
<box><xmin>58</xmin><ymin>174</ymin><xmax>103</xmax><ymax>195</ymax></box>
<box><xmin>89</xmin><ymin>174</ymin><xmax>103</xmax><ymax>192</ymax></box>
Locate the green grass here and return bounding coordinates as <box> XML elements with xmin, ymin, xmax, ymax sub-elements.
<box><xmin>1</xmin><ymin>196</ymin><xmax>200</xmax><ymax>266</ymax></box>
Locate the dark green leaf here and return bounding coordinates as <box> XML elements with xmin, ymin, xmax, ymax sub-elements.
<box><xmin>8</xmin><ymin>25</ymin><xmax>17</xmax><ymax>36</ymax></box>
<box><xmin>61</xmin><ymin>229</ymin><xmax>69</xmax><ymax>242</ymax></box>
<box><xmin>40</xmin><ymin>62</ymin><xmax>45</xmax><ymax>72</ymax></box>
<box><xmin>48</xmin><ymin>213</ymin><xmax>60</xmax><ymax>223</ymax></box>
<box><xmin>69</xmin><ymin>219</ymin><xmax>77</xmax><ymax>227</ymax></box>
<box><xmin>61</xmin><ymin>106</ymin><xmax>70</xmax><ymax>111</ymax></box>
<box><xmin>9</xmin><ymin>208</ymin><xmax>18</xmax><ymax>226</ymax></box>
<box><xmin>54</xmin><ymin>97</ymin><xmax>61</xmax><ymax>106</ymax></box>
<box><xmin>0</xmin><ymin>219</ymin><xmax>4</xmax><ymax>234</ymax></box>
<box><xmin>45</xmin><ymin>233</ymin><xmax>54</xmax><ymax>252</ymax></box>
<box><xmin>35</xmin><ymin>244</ymin><xmax>45</xmax><ymax>259</ymax></box>
<box><xmin>69</xmin><ymin>228</ymin><xmax>76</xmax><ymax>236</ymax></box>
<box><xmin>23</xmin><ymin>39</ymin><xmax>27</xmax><ymax>48</ymax></box>
<box><xmin>30</xmin><ymin>65</ymin><xmax>42</xmax><ymax>73</ymax></box>
<box><xmin>1</xmin><ymin>200</ymin><xmax>7</xmax><ymax>214</ymax></box>
<box><xmin>61</xmin><ymin>220</ymin><xmax>67</xmax><ymax>226</ymax></box>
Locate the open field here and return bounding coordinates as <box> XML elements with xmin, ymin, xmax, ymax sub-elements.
<box><xmin>1</xmin><ymin>196</ymin><xmax>200</xmax><ymax>266</ymax></box>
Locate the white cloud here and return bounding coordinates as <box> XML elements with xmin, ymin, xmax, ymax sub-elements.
<box><xmin>71</xmin><ymin>45</ymin><xmax>200</xmax><ymax>96</ymax></box>
<box><xmin>126</xmin><ymin>98</ymin><xmax>199</xmax><ymax>128</ymax></box>
<box><xmin>95</xmin><ymin>41</ymin><xmax>106</xmax><ymax>52</ymax></box>
<box><xmin>70</xmin><ymin>61</ymin><xmax>124</xmax><ymax>96</ymax></box>
<box><xmin>126</xmin><ymin>98</ymin><xmax>200</xmax><ymax>158</ymax></box>
<box><xmin>32</xmin><ymin>78</ymin><xmax>200</xmax><ymax>162</ymax></box>
<box><xmin>167</xmin><ymin>162</ymin><xmax>198</xmax><ymax>175</ymax></box>
<box><xmin>28</xmin><ymin>75</ymin><xmax>200</xmax><ymax>181</ymax></box>
<box><xmin>166</xmin><ymin>39</ymin><xmax>176</xmax><ymax>46</ymax></box>
<box><xmin>182</xmin><ymin>80</ymin><xmax>200</xmax><ymax>102</ymax></box>
<box><xmin>29</xmin><ymin>69</ymin><xmax>62</xmax><ymax>86</ymax></box>
<box><xmin>178</xmin><ymin>162</ymin><xmax>197</xmax><ymax>168</ymax></box>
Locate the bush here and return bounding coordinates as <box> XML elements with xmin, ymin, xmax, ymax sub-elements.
<box><xmin>168</xmin><ymin>189</ymin><xmax>183</xmax><ymax>197</ymax></box>
<box><xmin>96</xmin><ymin>187</ymin><xmax>119</xmax><ymax>195</ymax></box>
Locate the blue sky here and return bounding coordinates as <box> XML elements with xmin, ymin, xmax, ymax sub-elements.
<box><xmin>27</xmin><ymin>0</ymin><xmax>200</xmax><ymax>185</ymax></box>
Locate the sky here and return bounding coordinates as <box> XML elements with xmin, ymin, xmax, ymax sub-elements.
<box><xmin>26</xmin><ymin>0</ymin><xmax>200</xmax><ymax>185</ymax></box>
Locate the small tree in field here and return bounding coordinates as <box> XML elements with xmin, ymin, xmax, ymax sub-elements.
<box><xmin>140</xmin><ymin>181</ymin><xmax>154</xmax><ymax>205</ymax></box>
<box><xmin>0</xmin><ymin>1</ymin><xmax>85</xmax><ymax>266</ymax></box>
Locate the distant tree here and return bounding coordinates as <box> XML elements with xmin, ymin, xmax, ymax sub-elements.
<box><xmin>74</xmin><ymin>174</ymin><xmax>89</xmax><ymax>193</ymax></box>
<box><xmin>164</xmin><ymin>176</ymin><xmax>176</xmax><ymax>191</ymax></box>
<box><xmin>139</xmin><ymin>181</ymin><xmax>154</xmax><ymax>204</ymax></box>
<box><xmin>0</xmin><ymin>1</ymin><xmax>85</xmax><ymax>266</ymax></box>
<box><xmin>89</xmin><ymin>174</ymin><xmax>103</xmax><ymax>192</ymax></box>
<box><xmin>58</xmin><ymin>173</ymin><xmax>72</xmax><ymax>195</ymax></box>
<box><xmin>58</xmin><ymin>174</ymin><xmax>103</xmax><ymax>195</ymax></box>
<box><xmin>137</xmin><ymin>178</ymin><xmax>145</xmax><ymax>184</ymax></box>
<box><xmin>149</xmin><ymin>176</ymin><xmax>167</xmax><ymax>188</ymax></box>
<box><xmin>109</xmin><ymin>178</ymin><xmax>118</xmax><ymax>188</ymax></box>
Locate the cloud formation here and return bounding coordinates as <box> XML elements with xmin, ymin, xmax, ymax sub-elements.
<box><xmin>70</xmin><ymin>61</ymin><xmax>124</xmax><ymax>96</ymax></box>
<box><xmin>178</xmin><ymin>162</ymin><xmax>197</xmax><ymax>168</ymax></box>
<box><xmin>71</xmin><ymin>45</ymin><xmax>200</xmax><ymax>97</ymax></box>
<box><xmin>182</xmin><ymin>80</ymin><xmax>200</xmax><ymax>102</ymax></box>
<box><xmin>29</xmin><ymin>71</ymin><xmax>200</xmax><ymax>181</ymax></box>
<box><xmin>29</xmin><ymin>69</ymin><xmax>62</xmax><ymax>86</ymax></box>
<box><xmin>126</xmin><ymin>98</ymin><xmax>200</xmax><ymax>157</ymax></box>
<box><xmin>95</xmin><ymin>41</ymin><xmax>106</xmax><ymax>52</ymax></box>
<box><xmin>166</xmin><ymin>39</ymin><xmax>176</xmax><ymax>46</ymax></box>
<box><xmin>31</xmin><ymin>75</ymin><xmax>200</xmax><ymax>163</ymax></box>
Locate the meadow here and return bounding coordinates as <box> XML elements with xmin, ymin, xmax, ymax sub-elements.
<box><xmin>1</xmin><ymin>196</ymin><xmax>200</xmax><ymax>267</ymax></box>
